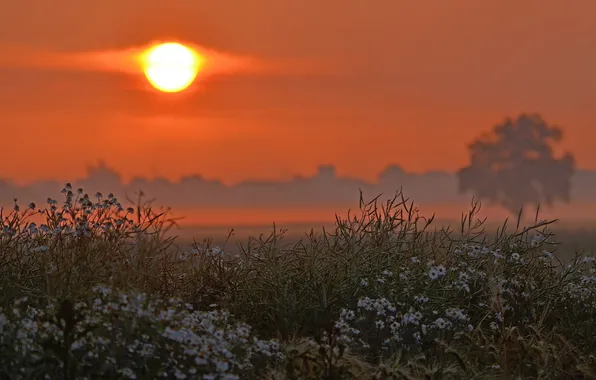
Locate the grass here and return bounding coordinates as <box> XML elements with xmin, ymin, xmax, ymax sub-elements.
<box><xmin>0</xmin><ymin>184</ymin><xmax>595</xmax><ymax>379</ymax></box>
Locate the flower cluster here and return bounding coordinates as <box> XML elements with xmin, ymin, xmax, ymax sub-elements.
<box><xmin>332</xmin><ymin>237</ymin><xmax>596</xmax><ymax>369</ymax></box>
<box><xmin>3</xmin><ymin>184</ymin><xmax>141</xmax><ymax>244</ymax></box>
<box><xmin>0</xmin><ymin>285</ymin><xmax>282</xmax><ymax>379</ymax></box>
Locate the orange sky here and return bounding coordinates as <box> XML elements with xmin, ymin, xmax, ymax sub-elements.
<box><xmin>1</xmin><ymin>0</ymin><xmax>595</xmax><ymax>185</ymax></box>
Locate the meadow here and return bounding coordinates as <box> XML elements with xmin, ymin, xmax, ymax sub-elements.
<box><xmin>1</xmin><ymin>184</ymin><xmax>595</xmax><ymax>379</ymax></box>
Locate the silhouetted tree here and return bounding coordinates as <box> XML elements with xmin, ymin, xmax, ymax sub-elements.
<box><xmin>457</xmin><ymin>113</ymin><xmax>575</xmax><ymax>215</ymax></box>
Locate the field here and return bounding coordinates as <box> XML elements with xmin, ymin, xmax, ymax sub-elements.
<box><xmin>1</xmin><ymin>185</ymin><xmax>595</xmax><ymax>379</ymax></box>
<box><xmin>173</xmin><ymin>223</ymin><xmax>596</xmax><ymax>263</ymax></box>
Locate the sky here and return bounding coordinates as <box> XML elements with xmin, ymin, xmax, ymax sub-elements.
<box><xmin>0</xmin><ymin>1</ymin><xmax>595</xmax><ymax>225</ymax></box>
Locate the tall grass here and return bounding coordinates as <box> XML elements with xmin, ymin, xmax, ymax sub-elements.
<box><xmin>0</xmin><ymin>185</ymin><xmax>595</xmax><ymax>379</ymax></box>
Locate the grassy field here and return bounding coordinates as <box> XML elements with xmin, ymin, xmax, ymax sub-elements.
<box><xmin>1</xmin><ymin>185</ymin><xmax>595</xmax><ymax>379</ymax></box>
<box><xmin>173</xmin><ymin>221</ymin><xmax>596</xmax><ymax>262</ymax></box>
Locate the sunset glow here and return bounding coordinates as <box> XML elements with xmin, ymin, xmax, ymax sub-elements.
<box><xmin>141</xmin><ymin>42</ymin><xmax>202</xmax><ymax>93</ymax></box>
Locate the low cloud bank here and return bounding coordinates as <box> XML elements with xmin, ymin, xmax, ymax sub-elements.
<box><xmin>1</xmin><ymin>163</ymin><xmax>595</xmax><ymax>224</ymax></box>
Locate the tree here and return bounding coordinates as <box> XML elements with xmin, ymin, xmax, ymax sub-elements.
<box><xmin>457</xmin><ymin>113</ymin><xmax>575</xmax><ymax>215</ymax></box>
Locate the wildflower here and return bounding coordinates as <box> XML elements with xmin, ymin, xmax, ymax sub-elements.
<box><xmin>215</xmin><ymin>360</ymin><xmax>230</xmax><ymax>372</ymax></box>
<box><xmin>389</xmin><ymin>321</ymin><xmax>400</xmax><ymax>332</ymax></box>
<box><xmin>434</xmin><ymin>318</ymin><xmax>447</xmax><ymax>329</ymax></box>
<box><xmin>195</xmin><ymin>356</ymin><xmax>208</xmax><ymax>366</ymax></box>
<box><xmin>340</xmin><ymin>309</ymin><xmax>356</xmax><ymax>321</ymax></box>
<box><xmin>210</xmin><ymin>247</ymin><xmax>223</xmax><ymax>256</ymax></box>
<box><xmin>413</xmin><ymin>331</ymin><xmax>422</xmax><ymax>343</ymax></box>
<box><xmin>531</xmin><ymin>233</ymin><xmax>547</xmax><ymax>247</ymax></box>
<box><xmin>118</xmin><ymin>368</ymin><xmax>137</xmax><ymax>379</ymax></box>
<box><xmin>429</xmin><ymin>267</ymin><xmax>440</xmax><ymax>281</ymax></box>
<box><xmin>428</xmin><ymin>265</ymin><xmax>446</xmax><ymax>281</ymax></box>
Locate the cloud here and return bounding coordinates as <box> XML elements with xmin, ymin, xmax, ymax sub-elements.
<box><xmin>0</xmin><ymin>42</ymin><xmax>281</xmax><ymax>79</ymax></box>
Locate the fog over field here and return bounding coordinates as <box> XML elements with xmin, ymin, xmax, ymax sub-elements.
<box><xmin>2</xmin><ymin>161</ymin><xmax>596</xmax><ymax>221</ymax></box>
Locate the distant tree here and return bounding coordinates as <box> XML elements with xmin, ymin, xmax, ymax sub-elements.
<box><xmin>457</xmin><ymin>113</ymin><xmax>575</xmax><ymax>216</ymax></box>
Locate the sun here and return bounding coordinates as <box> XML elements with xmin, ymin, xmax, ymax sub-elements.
<box><xmin>141</xmin><ymin>42</ymin><xmax>202</xmax><ymax>93</ymax></box>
